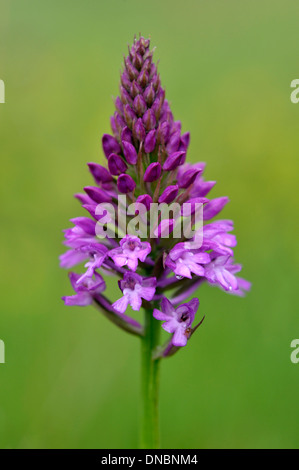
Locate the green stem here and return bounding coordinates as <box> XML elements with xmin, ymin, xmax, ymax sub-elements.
<box><xmin>140</xmin><ymin>308</ymin><xmax>161</xmax><ymax>449</ymax></box>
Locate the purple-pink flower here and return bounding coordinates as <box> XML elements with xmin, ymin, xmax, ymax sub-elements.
<box><xmin>165</xmin><ymin>243</ymin><xmax>210</xmax><ymax>279</ymax></box>
<box><xmin>108</xmin><ymin>235</ymin><xmax>151</xmax><ymax>271</ymax></box>
<box><xmin>204</xmin><ymin>255</ymin><xmax>247</xmax><ymax>294</ymax></box>
<box><xmin>62</xmin><ymin>272</ymin><xmax>106</xmax><ymax>307</ymax></box>
<box><xmin>76</xmin><ymin>243</ymin><xmax>109</xmax><ymax>285</ymax></box>
<box><xmin>113</xmin><ymin>272</ymin><xmax>156</xmax><ymax>313</ymax></box>
<box><xmin>153</xmin><ymin>297</ymin><xmax>199</xmax><ymax>347</ymax></box>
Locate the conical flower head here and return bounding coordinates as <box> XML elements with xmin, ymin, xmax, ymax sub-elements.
<box><xmin>61</xmin><ymin>36</ymin><xmax>250</xmax><ymax>353</ymax></box>
<box><xmin>105</xmin><ymin>36</ymin><xmax>189</xmax><ymax>187</ymax></box>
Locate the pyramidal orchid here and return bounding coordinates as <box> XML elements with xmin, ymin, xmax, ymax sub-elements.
<box><xmin>60</xmin><ymin>36</ymin><xmax>250</xmax><ymax>449</ymax></box>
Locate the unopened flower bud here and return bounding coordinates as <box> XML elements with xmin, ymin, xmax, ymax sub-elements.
<box><xmin>180</xmin><ymin>132</ymin><xmax>190</xmax><ymax>151</ymax></box>
<box><xmin>141</xmin><ymin>57</ymin><xmax>152</xmax><ymax>74</ymax></box>
<box><xmin>160</xmin><ymin>103</ymin><xmax>174</xmax><ymax>128</ymax></box>
<box><xmin>115</xmin><ymin>96</ymin><xmax>124</xmax><ymax>115</ymax></box>
<box><xmin>124</xmin><ymin>104</ymin><xmax>136</xmax><ymax>129</ymax></box>
<box><xmin>151</xmin><ymin>100</ymin><xmax>162</xmax><ymax>121</ymax></box>
<box><xmin>149</xmin><ymin>63</ymin><xmax>157</xmax><ymax>79</ymax></box>
<box><xmin>137</xmin><ymin>69</ymin><xmax>149</xmax><ymax>88</ymax></box>
<box><xmin>157</xmin><ymin>121</ymin><xmax>170</xmax><ymax>144</ymax></box>
<box><xmin>122</xmin><ymin>141</ymin><xmax>138</xmax><ymax>164</ymax></box>
<box><xmin>142</xmin><ymin>109</ymin><xmax>156</xmax><ymax>131</ymax></box>
<box><xmin>110</xmin><ymin>115</ymin><xmax>117</xmax><ymax>135</ymax></box>
<box><xmin>139</xmin><ymin>37</ymin><xmax>150</xmax><ymax>49</ymax></box>
<box><xmin>108</xmin><ymin>154</ymin><xmax>128</xmax><ymax>175</ymax></box>
<box><xmin>196</xmin><ymin>180</ymin><xmax>216</xmax><ymax>197</ymax></box>
<box><xmin>163</xmin><ymin>151</ymin><xmax>186</xmax><ymax>171</ymax></box>
<box><xmin>143</xmin><ymin>84</ymin><xmax>155</xmax><ymax>106</ymax></box>
<box><xmin>117</xmin><ymin>174</ymin><xmax>136</xmax><ymax>194</ymax></box>
<box><xmin>158</xmin><ymin>185</ymin><xmax>178</xmax><ymax>203</ymax></box>
<box><xmin>132</xmin><ymin>52</ymin><xmax>143</xmax><ymax>70</ymax></box>
<box><xmin>182</xmin><ymin>197</ymin><xmax>208</xmax><ymax>215</ymax></box>
<box><xmin>133</xmin><ymin>119</ymin><xmax>146</xmax><ymax>142</ymax></box>
<box><xmin>114</xmin><ymin>113</ymin><xmax>126</xmax><ymax>134</ymax></box>
<box><xmin>88</xmin><ymin>163</ymin><xmax>113</xmax><ymax>184</ymax></box>
<box><xmin>133</xmin><ymin>94</ymin><xmax>147</xmax><ymax>117</ymax></box>
<box><xmin>130</xmin><ymin>81</ymin><xmax>143</xmax><ymax>98</ymax></box>
<box><xmin>151</xmin><ymin>73</ymin><xmax>160</xmax><ymax>91</ymax></box>
<box><xmin>121</xmin><ymin>126</ymin><xmax>132</xmax><ymax>144</ymax></box>
<box><xmin>144</xmin><ymin>162</ymin><xmax>161</xmax><ymax>182</ymax></box>
<box><xmin>178</xmin><ymin>168</ymin><xmax>202</xmax><ymax>189</ymax></box>
<box><xmin>136</xmin><ymin>194</ymin><xmax>152</xmax><ymax>211</ymax></box>
<box><xmin>102</xmin><ymin>134</ymin><xmax>121</xmax><ymax>158</ymax></box>
<box><xmin>121</xmin><ymin>71</ymin><xmax>131</xmax><ymax>91</ymax></box>
<box><xmin>84</xmin><ymin>186</ymin><xmax>112</xmax><ymax>203</ymax></box>
<box><xmin>144</xmin><ymin>129</ymin><xmax>156</xmax><ymax>153</ymax></box>
<box><xmin>172</xmin><ymin>121</ymin><xmax>182</xmax><ymax>134</ymax></box>
<box><xmin>120</xmin><ymin>86</ymin><xmax>133</xmax><ymax>106</ymax></box>
<box><xmin>125</xmin><ymin>58</ymin><xmax>138</xmax><ymax>80</ymax></box>
<box><xmin>166</xmin><ymin>132</ymin><xmax>181</xmax><ymax>154</ymax></box>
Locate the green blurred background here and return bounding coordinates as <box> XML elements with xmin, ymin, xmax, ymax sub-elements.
<box><xmin>0</xmin><ymin>0</ymin><xmax>298</xmax><ymax>449</ymax></box>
